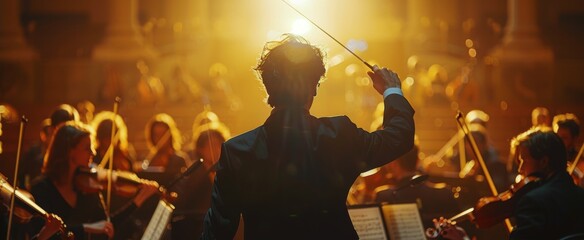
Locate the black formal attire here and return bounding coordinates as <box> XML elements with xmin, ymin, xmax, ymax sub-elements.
<box><xmin>202</xmin><ymin>93</ymin><xmax>415</xmax><ymax>239</ymax></box>
<box><xmin>171</xmin><ymin>159</ymin><xmax>214</xmax><ymax>239</ymax></box>
<box><xmin>19</xmin><ymin>143</ymin><xmax>45</xmax><ymax>189</ymax></box>
<box><xmin>510</xmin><ymin>171</ymin><xmax>584</xmax><ymax>240</ymax></box>
<box><xmin>30</xmin><ymin>177</ymin><xmax>137</xmax><ymax>240</ymax></box>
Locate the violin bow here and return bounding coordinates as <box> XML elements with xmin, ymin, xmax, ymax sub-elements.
<box><xmin>455</xmin><ymin>111</ymin><xmax>513</xmax><ymax>233</ymax></box>
<box><xmin>106</xmin><ymin>97</ymin><xmax>121</xmax><ymax>218</ymax></box>
<box><xmin>280</xmin><ymin>0</ymin><xmax>374</xmax><ymax>71</ymax></box>
<box><xmin>7</xmin><ymin>115</ymin><xmax>27</xmax><ymax>240</ymax></box>
<box><xmin>568</xmin><ymin>142</ymin><xmax>584</xmax><ymax>175</ymax></box>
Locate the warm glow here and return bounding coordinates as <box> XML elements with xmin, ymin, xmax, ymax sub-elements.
<box><xmin>465</xmin><ymin>39</ymin><xmax>474</xmax><ymax>48</ymax></box>
<box><xmin>347</xmin><ymin>39</ymin><xmax>368</xmax><ymax>52</ymax></box>
<box><xmin>360</xmin><ymin>168</ymin><xmax>379</xmax><ymax>177</ymax></box>
<box><xmin>290</xmin><ymin>18</ymin><xmax>311</xmax><ymax>35</ymax></box>
<box><xmin>405</xmin><ymin>76</ymin><xmax>415</xmax><ymax>87</ymax></box>
<box><xmin>468</xmin><ymin>48</ymin><xmax>477</xmax><ymax>58</ymax></box>
<box><xmin>329</xmin><ymin>54</ymin><xmax>345</xmax><ymax>67</ymax></box>
<box><xmin>289</xmin><ymin>0</ymin><xmax>307</xmax><ymax>5</ymax></box>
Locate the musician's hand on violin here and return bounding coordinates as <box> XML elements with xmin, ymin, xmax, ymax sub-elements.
<box><xmin>132</xmin><ymin>179</ymin><xmax>159</xmax><ymax>207</ymax></box>
<box><xmin>367</xmin><ymin>65</ymin><xmax>401</xmax><ymax>95</ymax></box>
<box><xmin>35</xmin><ymin>214</ymin><xmax>64</xmax><ymax>240</ymax></box>
<box><xmin>83</xmin><ymin>220</ymin><xmax>114</xmax><ymax>239</ymax></box>
<box><xmin>432</xmin><ymin>217</ymin><xmax>470</xmax><ymax>240</ymax></box>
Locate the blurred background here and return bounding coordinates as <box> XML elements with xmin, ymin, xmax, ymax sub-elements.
<box><xmin>1</xmin><ymin>0</ymin><xmax>583</xmax><ymax>186</ymax></box>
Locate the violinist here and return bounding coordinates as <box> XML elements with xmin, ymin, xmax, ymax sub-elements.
<box><xmin>29</xmin><ymin>121</ymin><xmax>158</xmax><ymax>239</ymax></box>
<box><xmin>91</xmin><ymin>111</ymin><xmax>145</xmax><ymax>238</ymax></box>
<box><xmin>553</xmin><ymin>113</ymin><xmax>580</xmax><ymax>163</ymax></box>
<box><xmin>1</xmin><ymin>172</ymin><xmax>69</xmax><ymax>240</ymax></box>
<box><xmin>1</xmin><ymin>207</ymin><xmax>65</xmax><ymax>240</ymax></box>
<box><xmin>553</xmin><ymin>113</ymin><xmax>583</xmax><ymax>187</ymax></box>
<box><xmin>139</xmin><ymin>113</ymin><xmax>189</xmax><ymax>185</ymax></box>
<box><xmin>438</xmin><ymin>128</ymin><xmax>584</xmax><ymax>240</ymax></box>
<box><xmin>132</xmin><ymin>113</ymin><xmax>188</xmax><ymax>237</ymax></box>
<box><xmin>90</xmin><ymin>111</ymin><xmax>136</xmax><ymax>172</ymax></box>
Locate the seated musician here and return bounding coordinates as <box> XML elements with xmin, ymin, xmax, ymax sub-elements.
<box><xmin>553</xmin><ymin>113</ymin><xmax>584</xmax><ymax>187</ymax></box>
<box><xmin>173</xmin><ymin>118</ymin><xmax>231</xmax><ymax>238</ymax></box>
<box><xmin>29</xmin><ymin>121</ymin><xmax>158</xmax><ymax>239</ymax></box>
<box><xmin>90</xmin><ymin>111</ymin><xmax>136</xmax><ymax>172</ymax></box>
<box><xmin>375</xmin><ymin>142</ymin><xmax>460</xmax><ymax>230</ymax></box>
<box><xmin>439</xmin><ymin>128</ymin><xmax>584</xmax><ymax>240</ymax></box>
<box><xmin>1</xmin><ymin>207</ymin><xmax>65</xmax><ymax>240</ymax></box>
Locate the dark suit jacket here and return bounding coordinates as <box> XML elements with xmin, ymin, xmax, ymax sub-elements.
<box><xmin>201</xmin><ymin>94</ymin><xmax>415</xmax><ymax>240</ymax></box>
<box><xmin>510</xmin><ymin>171</ymin><xmax>584</xmax><ymax>240</ymax></box>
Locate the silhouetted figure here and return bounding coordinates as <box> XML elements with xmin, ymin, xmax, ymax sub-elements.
<box><xmin>201</xmin><ymin>34</ymin><xmax>415</xmax><ymax>239</ymax></box>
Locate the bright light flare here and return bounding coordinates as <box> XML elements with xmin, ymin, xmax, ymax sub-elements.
<box><xmin>347</xmin><ymin>39</ymin><xmax>368</xmax><ymax>52</ymax></box>
<box><xmin>290</xmin><ymin>18</ymin><xmax>311</xmax><ymax>35</ymax></box>
<box><xmin>289</xmin><ymin>0</ymin><xmax>307</xmax><ymax>5</ymax></box>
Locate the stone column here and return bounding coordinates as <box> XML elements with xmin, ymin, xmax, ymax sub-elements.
<box><xmin>488</xmin><ymin>0</ymin><xmax>554</xmax><ymax>104</ymax></box>
<box><xmin>0</xmin><ymin>0</ymin><xmax>37</xmax><ymax>61</ymax></box>
<box><xmin>92</xmin><ymin>0</ymin><xmax>157</xmax><ymax>61</ymax></box>
<box><xmin>0</xmin><ymin>0</ymin><xmax>37</xmax><ymax>103</ymax></box>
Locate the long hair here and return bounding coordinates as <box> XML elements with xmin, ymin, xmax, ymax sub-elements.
<box><xmin>91</xmin><ymin>111</ymin><xmax>129</xmax><ymax>152</ymax></box>
<box><xmin>145</xmin><ymin>113</ymin><xmax>182</xmax><ymax>152</ymax></box>
<box><xmin>192</xmin><ymin>121</ymin><xmax>231</xmax><ymax>153</ymax></box>
<box><xmin>255</xmin><ymin>34</ymin><xmax>326</xmax><ymax>107</ymax></box>
<box><xmin>42</xmin><ymin>121</ymin><xmax>93</xmax><ymax>184</ymax></box>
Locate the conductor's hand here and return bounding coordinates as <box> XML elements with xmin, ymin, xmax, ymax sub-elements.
<box><xmin>367</xmin><ymin>65</ymin><xmax>401</xmax><ymax>95</ymax></box>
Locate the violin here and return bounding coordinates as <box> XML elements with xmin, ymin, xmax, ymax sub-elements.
<box><xmin>0</xmin><ymin>173</ymin><xmax>73</xmax><ymax>239</ymax></box>
<box><xmin>73</xmin><ymin>166</ymin><xmax>177</xmax><ymax>201</ymax></box>
<box><xmin>425</xmin><ymin>175</ymin><xmax>542</xmax><ymax>238</ymax></box>
<box><xmin>472</xmin><ymin>175</ymin><xmax>541</xmax><ymax>228</ymax></box>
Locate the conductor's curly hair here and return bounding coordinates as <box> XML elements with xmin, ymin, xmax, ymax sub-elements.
<box><xmin>255</xmin><ymin>34</ymin><xmax>326</xmax><ymax>107</ymax></box>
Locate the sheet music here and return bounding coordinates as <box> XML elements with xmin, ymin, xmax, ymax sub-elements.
<box><xmin>348</xmin><ymin>206</ymin><xmax>388</xmax><ymax>240</ymax></box>
<box><xmin>142</xmin><ymin>200</ymin><xmax>174</xmax><ymax>240</ymax></box>
<box><xmin>381</xmin><ymin>203</ymin><xmax>426</xmax><ymax>240</ymax></box>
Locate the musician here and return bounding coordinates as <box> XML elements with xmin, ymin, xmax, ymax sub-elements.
<box><xmin>1</xmin><ymin>207</ymin><xmax>65</xmax><ymax>240</ymax></box>
<box><xmin>19</xmin><ymin>104</ymin><xmax>79</xmax><ymax>190</ymax></box>
<box><xmin>19</xmin><ymin>118</ymin><xmax>51</xmax><ymax>190</ymax></box>
<box><xmin>173</xmin><ymin>120</ymin><xmax>230</xmax><ymax>238</ymax></box>
<box><xmin>91</xmin><ymin>111</ymin><xmax>145</xmax><ymax>238</ymax></box>
<box><xmin>375</xmin><ymin>143</ymin><xmax>460</xmax><ymax>230</ymax></box>
<box><xmin>553</xmin><ymin>113</ymin><xmax>584</xmax><ymax>188</ymax></box>
<box><xmin>440</xmin><ymin>128</ymin><xmax>584</xmax><ymax>240</ymax></box>
<box><xmin>139</xmin><ymin>113</ymin><xmax>189</xmax><ymax>185</ymax></box>
<box><xmin>90</xmin><ymin>111</ymin><xmax>136</xmax><ymax>172</ymax></box>
<box><xmin>553</xmin><ymin>113</ymin><xmax>581</xmax><ymax>163</ymax></box>
<box><xmin>29</xmin><ymin>121</ymin><xmax>158</xmax><ymax>239</ymax></box>
<box><xmin>201</xmin><ymin>34</ymin><xmax>415</xmax><ymax>239</ymax></box>
<box><xmin>451</xmin><ymin>123</ymin><xmax>510</xmax><ymax>192</ymax></box>
<box><xmin>531</xmin><ymin>107</ymin><xmax>551</xmax><ymax>129</ymax></box>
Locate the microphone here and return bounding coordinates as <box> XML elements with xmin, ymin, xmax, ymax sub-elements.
<box><xmin>392</xmin><ymin>174</ymin><xmax>429</xmax><ymax>194</ymax></box>
<box><xmin>165</xmin><ymin>158</ymin><xmax>204</xmax><ymax>190</ymax></box>
<box><xmin>183</xmin><ymin>158</ymin><xmax>204</xmax><ymax>176</ymax></box>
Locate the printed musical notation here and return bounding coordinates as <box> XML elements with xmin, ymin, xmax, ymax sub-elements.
<box><xmin>142</xmin><ymin>200</ymin><xmax>175</xmax><ymax>240</ymax></box>
<box><xmin>348</xmin><ymin>206</ymin><xmax>388</xmax><ymax>240</ymax></box>
<box><xmin>382</xmin><ymin>203</ymin><xmax>426</xmax><ymax>240</ymax></box>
